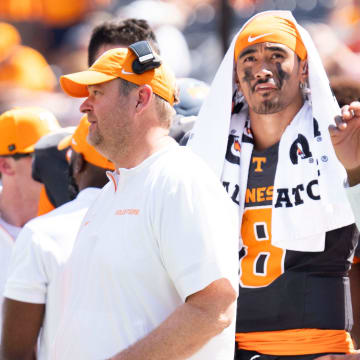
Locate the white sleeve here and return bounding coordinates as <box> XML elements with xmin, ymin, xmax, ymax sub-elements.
<box><xmin>4</xmin><ymin>226</ymin><xmax>48</xmax><ymax>304</ymax></box>
<box><xmin>153</xmin><ymin>159</ymin><xmax>239</xmax><ymax>302</ymax></box>
<box><xmin>346</xmin><ymin>183</ymin><xmax>360</xmax><ymax>232</ymax></box>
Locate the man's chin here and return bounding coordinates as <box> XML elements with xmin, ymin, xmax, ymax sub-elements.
<box><xmin>252</xmin><ymin>99</ymin><xmax>282</xmax><ymax>114</ymax></box>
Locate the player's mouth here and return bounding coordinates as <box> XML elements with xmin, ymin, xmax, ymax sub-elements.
<box><xmin>254</xmin><ymin>81</ymin><xmax>278</xmax><ymax>93</ymax></box>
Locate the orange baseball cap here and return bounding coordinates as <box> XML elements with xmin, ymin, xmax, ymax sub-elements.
<box><xmin>234</xmin><ymin>14</ymin><xmax>307</xmax><ymax>61</ymax></box>
<box><xmin>0</xmin><ymin>22</ymin><xmax>21</xmax><ymax>63</ymax></box>
<box><xmin>58</xmin><ymin>115</ymin><xmax>115</xmax><ymax>170</ymax></box>
<box><xmin>60</xmin><ymin>47</ymin><xmax>177</xmax><ymax>105</ymax></box>
<box><xmin>0</xmin><ymin>107</ymin><xmax>60</xmax><ymax>156</ymax></box>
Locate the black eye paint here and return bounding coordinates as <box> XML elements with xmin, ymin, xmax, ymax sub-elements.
<box><xmin>275</xmin><ymin>62</ymin><xmax>289</xmax><ymax>89</ymax></box>
<box><xmin>243</xmin><ymin>68</ymin><xmax>255</xmax><ymax>91</ymax></box>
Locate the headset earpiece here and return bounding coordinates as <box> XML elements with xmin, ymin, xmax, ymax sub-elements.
<box><xmin>128</xmin><ymin>41</ymin><xmax>161</xmax><ymax>74</ymax></box>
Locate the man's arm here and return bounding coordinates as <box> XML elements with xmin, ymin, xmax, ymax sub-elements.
<box><xmin>109</xmin><ymin>278</ymin><xmax>237</xmax><ymax>360</ymax></box>
<box><xmin>319</xmin><ymin>101</ymin><xmax>360</xmax><ymax>360</ymax></box>
<box><xmin>0</xmin><ymin>298</ymin><xmax>45</xmax><ymax>360</ymax></box>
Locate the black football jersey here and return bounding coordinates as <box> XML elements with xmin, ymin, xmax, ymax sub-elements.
<box><xmin>227</xmin><ymin>140</ymin><xmax>358</xmax><ymax>333</ymax></box>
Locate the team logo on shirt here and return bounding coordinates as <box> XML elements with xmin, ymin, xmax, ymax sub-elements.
<box><xmin>115</xmin><ymin>209</ymin><xmax>140</xmax><ymax>215</ymax></box>
<box><xmin>225</xmin><ymin>134</ymin><xmax>241</xmax><ymax>165</ymax></box>
<box><xmin>289</xmin><ymin>134</ymin><xmax>312</xmax><ymax>164</ymax></box>
<box><xmin>252</xmin><ymin>157</ymin><xmax>266</xmax><ymax>172</ymax></box>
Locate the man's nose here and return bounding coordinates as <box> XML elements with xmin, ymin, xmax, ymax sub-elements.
<box><xmin>80</xmin><ymin>97</ymin><xmax>92</xmax><ymax>113</ymax></box>
<box><xmin>255</xmin><ymin>61</ymin><xmax>273</xmax><ymax>80</ymax></box>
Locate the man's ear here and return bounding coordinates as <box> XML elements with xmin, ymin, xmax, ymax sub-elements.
<box><xmin>71</xmin><ymin>152</ymin><xmax>85</xmax><ymax>176</ymax></box>
<box><xmin>135</xmin><ymin>85</ymin><xmax>153</xmax><ymax>114</ymax></box>
<box><xmin>0</xmin><ymin>157</ymin><xmax>15</xmax><ymax>176</ymax></box>
<box><xmin>300</xmin><ymin>60</ymin><xmax>308</xmax><ymax>82</ymax></box>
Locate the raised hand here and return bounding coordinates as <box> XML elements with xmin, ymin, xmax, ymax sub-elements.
<box><xmin>329</xmin><ymin>101</ymin><xmax>360</xmax><ymax>186</ymax></box>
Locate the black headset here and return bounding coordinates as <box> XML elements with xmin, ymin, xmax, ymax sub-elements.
<box><xmin>128</xmin><ymin>41</ymin><xmax>161</xmax><ymax>74</ymax></box>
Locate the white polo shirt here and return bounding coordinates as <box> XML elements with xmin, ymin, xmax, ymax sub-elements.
<box><xmin>0</xmin><ymin>217</ymin><xmax>17</xmax><ymax>340</ymax></box>
<box><xmin>51</xmin><ymin>144</ymin><xmax>239</xmax><ymax>360</ymax></box>
<box><xmin>4</xmin><ymin>187</ymin><xmax>101</xmax><ymax>359</ymax></box>
<box><xmin>0</xmin><ymin>184</ymin><xmax>21</xmax><ymax>340</ymax></box>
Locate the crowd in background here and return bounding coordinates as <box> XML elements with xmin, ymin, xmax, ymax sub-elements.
<box><xmin>0</xmin><ymin>0</ymin><xmax>360</xmax><ymax>127</ymax></box>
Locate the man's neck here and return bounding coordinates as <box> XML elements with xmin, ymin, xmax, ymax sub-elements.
<box><xmin>249</xmin><ymin>100</ymin><xmax>304</xmax><ymax>151</ymax></box>
<box><xmin>113</xmin><ymin>129</ymin><xmax>176</xmax><ymax>170</ymax></box>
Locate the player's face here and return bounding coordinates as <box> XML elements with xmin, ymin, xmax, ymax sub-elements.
<box><xmin>13</xmin><ymin>155</ymin><xmax>42</xmax><ymax>199</ymax></box>
<box><xmin>236</xmin><ymin>42</ymin><xmax>307</xmax><ymax>114</ymax></box>
<box><xmin>80</xmin><ymin>79</ymin><xmax>134</xmax><ymax>161</ymax></box>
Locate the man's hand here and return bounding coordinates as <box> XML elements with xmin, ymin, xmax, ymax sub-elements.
<box><xmin>316</xmin><ymin>354</ymin><xmax>360</xmax><ymax>360</ymax></box>
<box><xmin>330</xmin><ymin>101</ymin><xmax>360</xmax><ymax>186</ymax></box>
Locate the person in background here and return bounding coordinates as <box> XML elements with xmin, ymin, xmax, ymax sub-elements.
<box><xmin>87</xmin><ymin>18</ymin><xmax>160</xmax><ymax>66</ymax></box>
<box><xmin>32</xmin><ymin>127</ymin><xmax>76</xmax><ymax>216</ymax></box>
<box><xmin>0</xmin><ymin>22</ymin><xmax>56</xmax><ymax>92</ymax></box>
<box><xmin>330</xmin><ymin>75</ymin><xmax>360</xmax><ymax>349</ymax></box>
<box><xmin>314</xmin><ymin>99</ymin><xmax>360</xmax><ymax>360</ymax></box>
<box><xmin>170</xmin><ymin>77</ymin><xmax>210</xmax><ymax>144</ymax></box>
<box><xmin>0</xmin><ymin>106</ymin><xmax>60</xmax><ymax>341</ymax></box>
<box><xmin>0</xmin><ymin>115</ymin><xmax>114</xmax><ymax>360</ymax></box>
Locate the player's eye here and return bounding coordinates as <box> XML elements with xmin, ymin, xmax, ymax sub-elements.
<box><xmin>271</xmin><ymin>53</ymin><xmax>284</xmax><ymax>60</ymax></box>
<box><xmin>243</xmin><ymin>55</ymin><xmax>256</xmax><ymax>63</ymax></box>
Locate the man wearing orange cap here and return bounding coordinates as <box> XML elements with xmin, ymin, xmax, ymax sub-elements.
<box><xmin>49</xmin><ymin>42</ymin><xmax>239</xmax><ymax>360</ymax></box>
<box><xmin>0</xmin><ymin>106</ymin><xmax>59</xmax><ymax>340</ymax></box>
<box><xmin>0</xmin><ymin>115</ymin><xmax>114</xmax><ymax>360</ymax></box>
<box><xmin>187</xmin><ymin>10</ymin><xmax>359</xmax><ymax>360</ymax></box>
<box><xmin>0</xmin><ymin>22</ymin><xmax>56</xmax><ymax>92</ymax></box>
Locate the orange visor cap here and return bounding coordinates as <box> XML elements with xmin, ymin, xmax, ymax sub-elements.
<box><xmin>60</xmin><ymin>47</ymin><xmax>177</xmax><ymax>105</ymax></box>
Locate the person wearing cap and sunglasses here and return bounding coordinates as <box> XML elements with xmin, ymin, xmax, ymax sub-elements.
<box><xmin>0</xmin><ymin>115</ymin><xmax>114</xmax><ymax>360</ymax></box>
<box><xmin>46</xmin><ymin>42</ymin><xmax>239</xmax><ymax>360</ymax></box>
<box><xmin>0</xmin><ymin>106</ymin><xmax>59</xmax><ymax>339</ymax></box>
<box><xmin>187</xmin><ymin>10</ymin><xmax>359</xmax><ymax>360</ymax></box>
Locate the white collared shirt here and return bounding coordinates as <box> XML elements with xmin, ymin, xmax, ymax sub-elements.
<box><xmin>51</xmin><ymin>145</ymin><xmax>239</xmax><ymax>360</ymax></box>
<box><xmin>4</xmin><ymin>187</ymin><xmax>101</xmax><ymax>360</ymax></box>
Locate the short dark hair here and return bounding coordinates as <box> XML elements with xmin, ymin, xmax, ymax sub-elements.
<box><xmin>88</xmin><ymin>18</ymin><xmax>160</xmax><ymax>66</ymax></box>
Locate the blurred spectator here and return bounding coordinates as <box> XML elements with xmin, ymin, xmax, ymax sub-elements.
<box><xmin>117</xmin><ymin>0</ymin><xmax>191</xmax><ymax>77</ymax></box>
<box><xmin>0</xmin><ymin>106</ymin><xmax>59</xmax><ymax>339</ymax></box>
<box><xmin>170</xmin><ymin>77</ymin><xmax>210</xmax><ymax>143</ymax></box>
<box><xmin>306</xmin><ymin>22</ymin><xmax>360</xmax><ymax>81</ymax></box>
<box><xmin>327</xmin><ymin>0</ymin><xmax>360</xmax><ymax>53</ymax></box>
<box><xmin>0</xmin><ymin>0</ymin><xmax>111</xmax><ymax>27</ymax></box>
<box><xmin>331</xmin><ymin>76</ymin><xmax>360</xmax><ymax>107</ymax></box>
<box><xmin>0</xmin><ymin>22</ymin><xmax>56</xmax><ymax>92</ymax></box>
